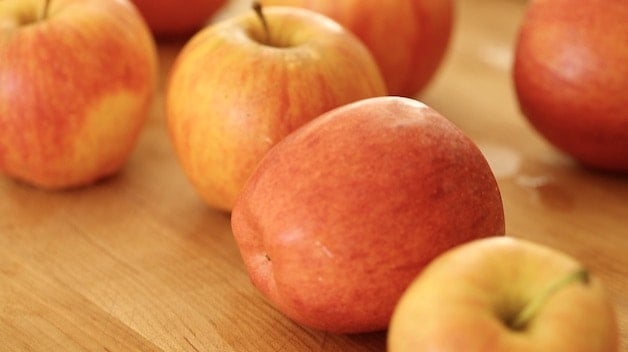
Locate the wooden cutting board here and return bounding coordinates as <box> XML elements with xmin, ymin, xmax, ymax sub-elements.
<box><xmin>1</xmin><ymin>0</ymin><xmax>626</xmax><ymax>350</ymax></box>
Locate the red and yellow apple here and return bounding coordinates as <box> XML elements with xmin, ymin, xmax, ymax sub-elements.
<box><xmin>513</xmin><ymin>0</ymin><xmax>628</xmax><ymax>172</ymax></box>
<box><xmin>388</xmin><ymin>236</ymin><xmax>619</xmax><ymax>352</ymax></box>
<box><xmin>261</xmin><ymin>0</ymin><xmax>454</xmax><ymax>97</ymax></box>
<box><xmin>0</xmin><ymin>0</ymin><xmax>157</xmax><ymax>189</ymax></box>
<box><xmin>130</xmin><ymin>0</ymin><xmax>227</xmax><ymax>38</ymax></box>
<box><xmin>167</xmin><ymin>5</ymin><xmax>387</xmax><ymax>211</ymax></box>
<box><xmin>231</xmin><ymin>96</ymin><xmax>505</xmax><ymax>333</ymax></box>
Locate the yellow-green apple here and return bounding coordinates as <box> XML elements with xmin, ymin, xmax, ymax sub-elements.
<box><xmin>513</xmin><ymin>0</ymin><xmax>628</xmax><ymax>172</ymax></box>
<box><xmin>261</xmin><ymin>0</ymin><xmax>454</xmax><ymax>97</ymax></box>
<box><xmin>130</xmin><ymin>0</ymin><xmax>227</xmax><ymax>38</ymax></box>
<box><xmin>167</xmin><ymin>5</ymin><xmax>387</xmax><ymax>211</ymax></box>
<box><xmin>388</xmin><ymin>236</ymin><xmax>619</xmax><ymax>351</ymax></box>
<box><xmin>231</xmin><ymin>96</ymin><xmax>505</xmax><ymax>333</ymax></box>
<box><xmin>0</xmin><ymin>0</ymin><xmax>157</xmax><ymax>189</ymax></box>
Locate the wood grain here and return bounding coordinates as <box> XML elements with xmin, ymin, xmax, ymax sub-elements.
<box><xmin>1</xmin><ymin>0</ymin><xmax>626</xmax><ymax>350</ymax></box>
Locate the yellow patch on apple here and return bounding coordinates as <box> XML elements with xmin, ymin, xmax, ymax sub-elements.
<box><xmin>68</xmin><ymin>91</ymin><xmax>147</xmax><ymax>183</ymax></box>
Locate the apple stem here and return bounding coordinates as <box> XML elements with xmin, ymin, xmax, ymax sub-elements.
<box><xmin>510</xmin><ymin>268</ymin><xmax>589</xmax><ymax>331</ymax></box>
<box><xmin>41</xmin><ymin>0</ymin><xmax>51</xmax><ymax>20</ymax></box>
<box><xmin>253</xmin><ymin>1</ymin><xmax>271</xmax><ymax>45</ymax></box>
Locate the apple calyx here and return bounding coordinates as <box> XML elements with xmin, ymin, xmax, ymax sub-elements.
<box><xmin>509</xmin><ymin>268</ymin><xmax>589</xmax><ymax>331</ymax></box>
<box><xmin>252</xmin><ymin>1</ymin><xmax>271</xmax><ymax>46</ymax></box>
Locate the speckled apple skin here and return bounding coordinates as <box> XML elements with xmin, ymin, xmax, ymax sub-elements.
<box><xmin>231</xmin><ymin>96</ymin><xmax>505</xmax><ymax>333</ymax></box>
<box><xmin>167</xmin><ymin>7</ymin><xmax>387</xmax><ymax>212</ymax></box>
<box><xmin>514</xmin><ymin>0</ymin><xmax>628</xmax><ymax>172</ymax></box>
<box><xmin>388</xmin><ymin>237</ymin><xmax>619</xmax><ymax>352</ymax></box>
<box><xmin>0</xmin><ymin>0</ymin><xmax>157</xmax><ymax>189</ymax></box>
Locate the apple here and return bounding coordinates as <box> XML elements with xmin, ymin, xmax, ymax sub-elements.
<box><xmin>167</xmin><ymin>4</ymin><xmax>387</xmax><ymax>212</ymax></box>
<box><xmin>0</xmin><ymin>0</ymin><xmax>157</xmax><ymax>189</ymax></box>
<box><xmin>388</xmin><ymin>236</ymin><xmax>619</xmax><ymax>352</ymax></box>
<box><xmin>513</xmin><ymin>0</ymin><xmax>628</xmax><ymax>172</ymax></box>
<box><xmin>231</xmin><ymin>96</ymin><xmax>505</xmax><ymax>333</ymax></box>
<box><xmin>130</xmin><ymin>0</ymin><xmax>227</xmax><ymax>38</ymax></box>
<box><xmin>261</xmin><ymin>0</ymin><xmax>454</xmax><ymax>97</ymax></box>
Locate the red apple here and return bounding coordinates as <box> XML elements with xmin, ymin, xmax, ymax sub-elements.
<box><xmin>167</xmin><ymin>5</ymin><xmax>387</xmax><ymax>211</ymax></box>
<box><xmin>513</xmin><ymin>0</ymin><xmax>628</xmax><ymax>172</ymax></box>
<box><xmin>130</xmin><ymin>0</ymin><xmax>227</xmax><ymax>38</ymax></box>
<box><xmin>231</xmin><ymin>96</ymin><xmax>505</xmax><ymax>333</ymax></box>
<box><xmin>0</xmin><ymin>0</ymin><xmax>158</xmax><ymax>189</ymax></box>
<box><xmin>388</xmin><ymin>237</ymin><xmax>619</xmax><ymax>352</ymax></box>
<box><xmin>261</xmin><ymin>0</ymin><xmax>454</xmax><ymax>97</ymax></box>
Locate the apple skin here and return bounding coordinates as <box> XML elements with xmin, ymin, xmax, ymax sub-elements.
<box><xmin>0</xmin><ymin>0</ymin><xmax>158</xmax><ymax>189</ymax></box>
<box><xmin>388</xmin><ymin>237</ymin><xmax>619</xmax><ymax>352</ymax></box>
<box><xmin>130</xmin><ymin>0</ymin><xmax>227</xmax><ymax>38</ymax></box>
<box><xmin>231</xmin><ymin>96</ymin><xmax>505</xmax><ymax>333</ymax></box>
<box><xmin>261</xmin><ymin>0</ymin><xmax>454</xmax><ymax>97</ymax></box>
<box><xmin>167</xmin><ymin>6</ymin><xmax>387</xmax><ymax>212</ymax></box>
<box><xmin>513</xmin><ymin>0</ymin><xmax>628</xmax><ymax>172</ymax></box>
